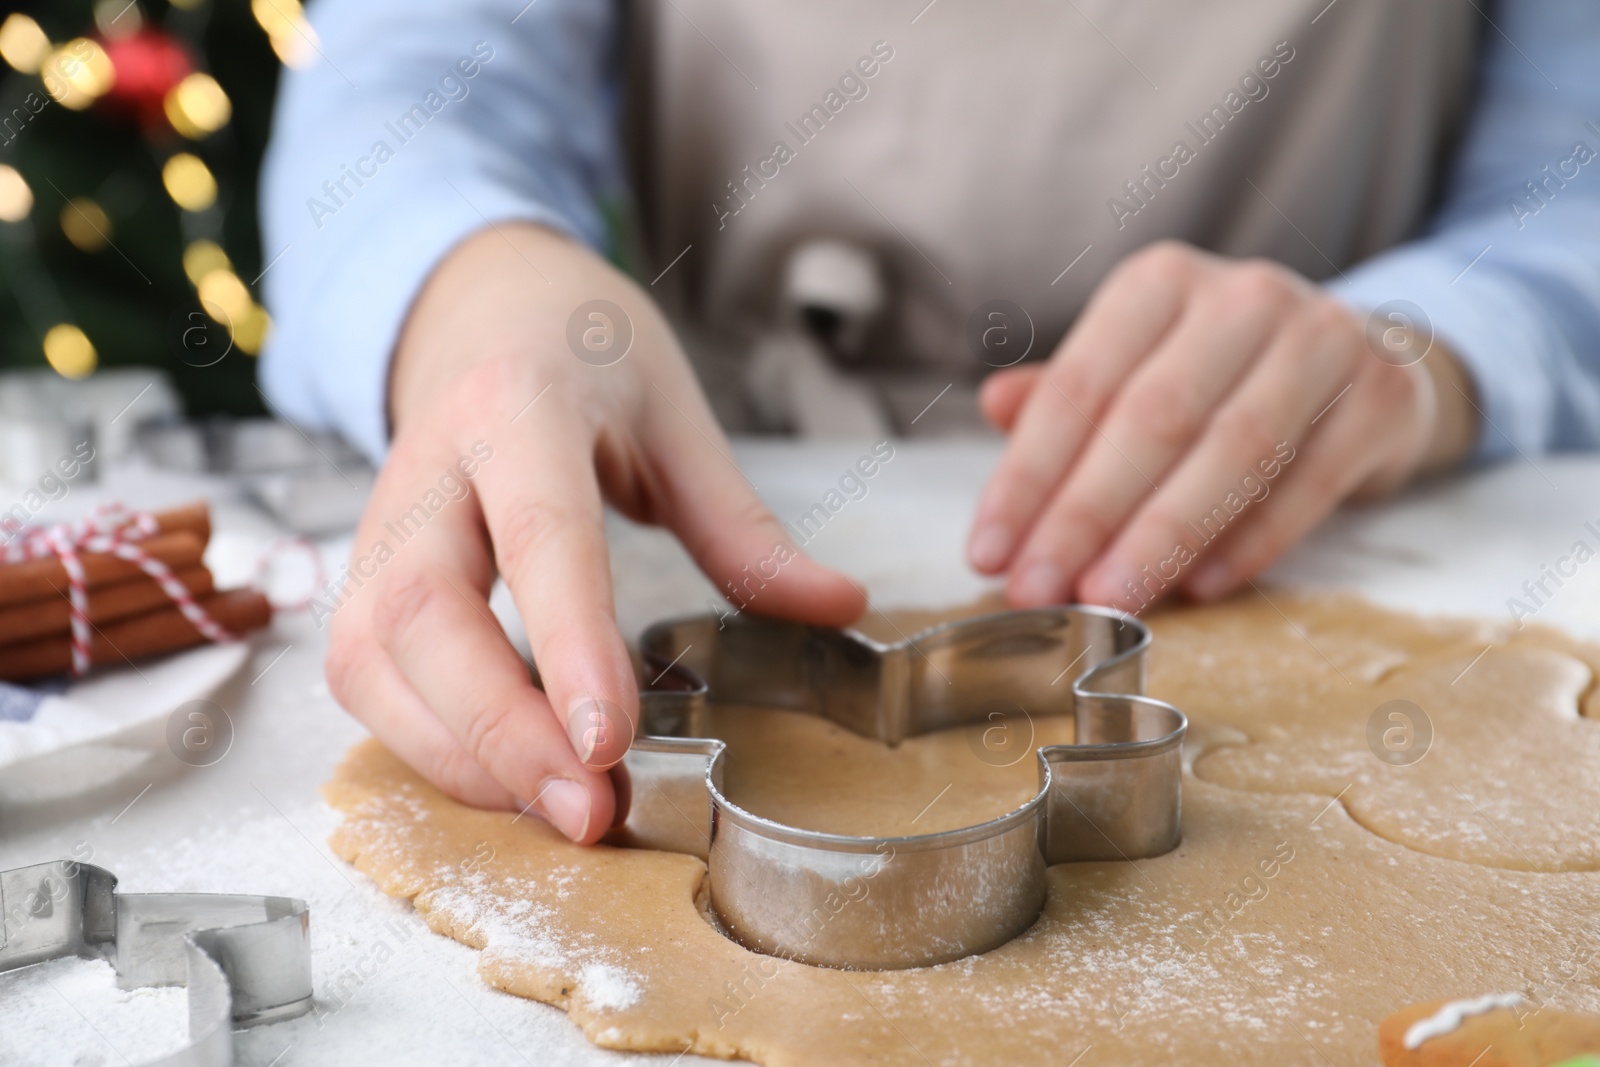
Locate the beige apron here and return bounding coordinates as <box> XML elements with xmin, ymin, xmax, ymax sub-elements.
<box><xmin>625</xmin><ymin>0</ymin><xmax>1478</xmax><ymax>401</ymax></box>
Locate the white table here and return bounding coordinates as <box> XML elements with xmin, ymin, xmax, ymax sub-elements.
<box><xmin>4</xmin><ymin>439</ymin><xmax>1598</xmax><ymax>1066</ymax></box>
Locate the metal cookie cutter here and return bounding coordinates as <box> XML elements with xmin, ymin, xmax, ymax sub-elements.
<box><xmin>0</xmin><ymin>860</ymin><xmax>312</xmax><ymax>1066</ymax></box>
<box><xmin>608</xmin><ymin>605</ymin><xmax>1186</xmax><ymax>970</ymax></box>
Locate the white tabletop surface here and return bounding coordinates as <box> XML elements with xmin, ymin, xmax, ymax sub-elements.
<box><xmin>3</xmin><ymin>438</ymin><xmax>1599</xmax><ymax>1066</ymax></box>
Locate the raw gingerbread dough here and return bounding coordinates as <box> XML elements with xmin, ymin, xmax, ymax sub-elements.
<box><xmin>707</xmin><ymin>704</ymin><xmax>1073</xmax><ymax>836</ymax></box>
<box><xmin>325</xmin><ymin>591</ymin><xmax>1600</xmax><ymax>1065</ymax></box>
<box><xmin>1160</xmin><ymin>594</ymin><xmax>1600</xmax><ymax>871</ymax></box>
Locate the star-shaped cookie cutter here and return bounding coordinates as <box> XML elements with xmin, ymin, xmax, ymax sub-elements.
<box><xmin>0</xmin><ymin>860</ymin><xmax>312</xmax><ymax>1066</ymax></box>
<box><xmin>608</xmin><ymin>605</ymin><xmax>1186</xmax><ymax>970</ymax></box>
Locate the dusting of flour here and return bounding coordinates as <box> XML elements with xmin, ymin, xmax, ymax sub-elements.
<box><xmin>354</xmin><ymin>790</ymin><xmax>650</xmax><ymax>1021</ymax></box>
<box><xmin>578</xmin><ymin>963</ymin><xmax>642</xmax><ymax>1011</ymax></box>
<box><xmin>2</xmin><ymin>798</ymin><xmax>651</xmax><ymax>1067</ymax></box>
<box><xmin>0</xmin><ymin>956</ymin><xmax>189</xmax><ymax>1066</ymax></box>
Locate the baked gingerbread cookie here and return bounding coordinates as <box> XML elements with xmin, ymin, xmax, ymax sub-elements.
<box><xmin>1380</xmin><ymin>996</ymin><xmax>1600</xmax><ymax>1066</ymax></box>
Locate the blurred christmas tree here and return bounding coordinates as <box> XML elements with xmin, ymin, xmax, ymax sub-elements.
<box><xmin>0</xmin><ymin>0</ymin><xmax>307</xmax><ymax>416</ymax></box>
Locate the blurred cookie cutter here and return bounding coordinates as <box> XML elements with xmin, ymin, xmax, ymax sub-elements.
<box><xmin>0</xmin><ymin>860</ymin><xmax>312</xmax><ymax>1066</ymax></box>
<box><xmin>608</xmin><ymin>605</ymin><xmax>1186</xmax><ymax>970</ymax></box>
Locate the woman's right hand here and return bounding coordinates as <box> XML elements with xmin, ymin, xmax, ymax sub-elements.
<box><xmin>324</xmin><ymin>223</ymin><xmax>865</xmax><ymax>841</ymax></box>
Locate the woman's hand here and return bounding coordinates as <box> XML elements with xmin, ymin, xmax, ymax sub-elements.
<box><xmin>969</xmin><ymin>241</ymin><xmax>1477</xmax><ymax>611</ymax></box>
<box><xmin>325</xmin><ymin>223</ymin><xmax>864</xmax><ymax>841</ymax></box>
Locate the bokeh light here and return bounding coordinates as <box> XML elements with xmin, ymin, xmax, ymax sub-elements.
<box><xmin>198</xmin><ymin>268</ymin><xmax>252</xmax><ymax>325</ymax></box>
<box><xmin>0</xmin><ymin>165</ymin><xmax>33</xmax><ymax>222</ymax></box>
<box><xmin>232</xmin><ymin>304</ymin><xmax>272</xmax><ymax>355</ymax></box>
<box><xmin>0</xmin><ymin>14</ymin><xmax>51</xmax><ymax>75</ymax></box>
<box><xmin>93</xmin><ymin>0</ymin><xmax>143</xmax><ymax>40</ymax></box>
<box><xmin>164</xmin><ymin>71</ymin><xmax>231</xmax><ymax>139</ymax></box>
<box><xmin>60</xmin><ymin>197</ymin><xmax>112</xmax><ymax>251</ymax></box>
<box><xmin>43</xmin><ymin>324</ymin><xmax>98</xmax><ymax>379</ymax></box>
<box><xmin>252</xmin><ymin>0</ymin><xmax>319</xmax><ymax>69</ymax></box>
<box><xmin>183</xmin><ymin>238</ymin><xmax>232</xmax><ymax>286</ymax></box>
<box><xmin>42</xmin><ymin>38</ymin><xmax>115</xmax><ymax>110</ymax></box>
<box><xmin>162</xmin><ymin>152</ymin><xmax>217</xmax><ymax>211</ymax></box>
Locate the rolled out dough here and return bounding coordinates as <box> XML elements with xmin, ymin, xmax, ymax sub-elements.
<box><xmin>1164</xmin><ymin>593</ymin><xmax>1600</xmax><ymax>871</ymax></box>
<box><xmin>325</xmin><ymin>591</ymin><xmax>1600</xmax><ymax>1065</ymax></box>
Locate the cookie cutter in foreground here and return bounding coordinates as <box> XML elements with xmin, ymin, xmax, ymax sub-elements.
<box><xmin>0</xmin><ymin>860</ymin><xmax>312</xmax><ymax>1066</ymax></box>
<box><xmin>609</xmin><ymin>605</ymin><xmax>1186</xmax><ymax>970</ymax></box>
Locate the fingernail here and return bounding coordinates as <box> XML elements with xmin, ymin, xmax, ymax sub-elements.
<box><xmin>968</xmin><ymin>523</ymin><xmax>1013</xmax><ymax>571</ymax></box>
<box><xmin>567</xmin><ymin>694</ymin><xmax>632</xmax><ymax>765</ymax></box>
<box><xmin>567</xmin><ymin>694</ymin><xmax>605</xmax><ymax>762</ymax></box>
<box><xmin>1081</xmin><ymin>562</ymin><xmax>1138</xmax><ymax>607</ymax></box>
<box><xmin>1011</xmin><ymin>560</ymin><xmax>1065</xmax><ymax>606</ymax></box>
<box><xmin>535</xmin><ymin>777</ymin><xmax>591</xmax><ymax>841</ymax></box>
<box><xmin>1188</xmin><ymin>561</ymin><xmax>1233</xmax><ymax>601</ymax></box>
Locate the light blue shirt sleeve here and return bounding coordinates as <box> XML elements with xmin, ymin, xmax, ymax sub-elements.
<box><xmin>261</xmin><ymin>1</ymin><xmax>1600</xmax><ymax>467</ymax></box>
<box><xmin>1331</xmin><ymin>0</ymin><xmax>1600</xmax><ymax>463</ymax></box>
<box><xmin>257</xmin><ymin>0</ymin><xmax>622</xmax><ymax>462</ymax></box>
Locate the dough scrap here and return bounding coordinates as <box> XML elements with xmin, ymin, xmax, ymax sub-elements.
<box><xmin>325</xmin><ymin>592</ymin><xmax>1600</xmax><ymax>1066</ymax></box>
<box><xmin>1155</xmin><ymin>592</ymin><xmax>1600</xmax><ymax>871</ymax></box>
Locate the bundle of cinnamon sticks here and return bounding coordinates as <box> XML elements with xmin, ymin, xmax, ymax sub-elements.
<box><xmin>0</xmin><ymin>501</ymin><xmax>271</xmax><ymax>683</ymax></box>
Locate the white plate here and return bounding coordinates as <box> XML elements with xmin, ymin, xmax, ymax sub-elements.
<box><xmin>0</xmin><ymin>642</ymin><xmax>251</xmax><ymax>803</ymax></box>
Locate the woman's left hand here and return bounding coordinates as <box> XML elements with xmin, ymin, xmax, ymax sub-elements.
<box><xmin>967</xmin><ymin>240</ymin><xmax>1477</xmax><ymax>611</ymax></box>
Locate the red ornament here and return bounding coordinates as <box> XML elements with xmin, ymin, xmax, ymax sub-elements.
<box><xmin>100</xmin><ymin>31</ymin><xmax>193</xmax><ymax>129</ymax></box>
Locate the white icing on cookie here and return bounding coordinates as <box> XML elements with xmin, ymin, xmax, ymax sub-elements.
<box><xmin>1403</xmin><ymin>993</ymin><xmax>1523</xmax><ymax>1050</ymax></box>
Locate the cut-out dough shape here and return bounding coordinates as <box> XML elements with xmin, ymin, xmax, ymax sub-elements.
<box><xmin>325</xmin><ymin>592</ymin><xmax>1600</xmax><ymax>1065</ymax></box>
<box><xmin>704</xmin><ymin>703</ymin><xmax>1075</xmax><ymax>836</ymax></box>
<box><xmin>1153</xmin><ymin>593</ymin><xmax>1600</xmax><ymax>872</ymax></box>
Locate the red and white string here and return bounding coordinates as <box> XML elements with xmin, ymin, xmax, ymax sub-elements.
<box><xmin>250</xmin><ymin>536</ymin><xmax>326</xmax><ymax>613</ymax></box>
<box><xmin>1</xmin><ymin>504</ymin><xmax>233</xmax><ymax>676</ymax></box>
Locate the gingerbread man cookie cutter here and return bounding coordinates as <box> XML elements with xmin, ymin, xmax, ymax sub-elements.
<box><xmin>607</xmin><ymin>605</ymin><xmax>1187</xmax><ymax>970</ymax></box>
<box><xmin>0</xmin><ymin>860</ymin><xmax>312</xmax><ymax>1066</ymax></box>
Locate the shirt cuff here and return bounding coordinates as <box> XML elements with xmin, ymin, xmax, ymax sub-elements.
<box><xmin>259</xmin><ymin>177</ymin><xmax>587</xmax><ymax>464</ymax></box>
<box><xmin>1327</xmin><ymin>243</ymin><xmax>1558</xmax><ymax>465</ymax></box>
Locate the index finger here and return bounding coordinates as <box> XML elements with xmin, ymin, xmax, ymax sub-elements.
<box><xmin>967</xmin><ymin>244</ymin><xmax>1198</xmax><ymax>574</ymax></box>
<box><xmin>364</xmin><ymin>424</ymin><xmax>620</xmax><ymax>842</ymax></box>
<box><xmin>471</xmin><ymin>391</ymin><xmax>639</xmax><ymax>772</ymax></box>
